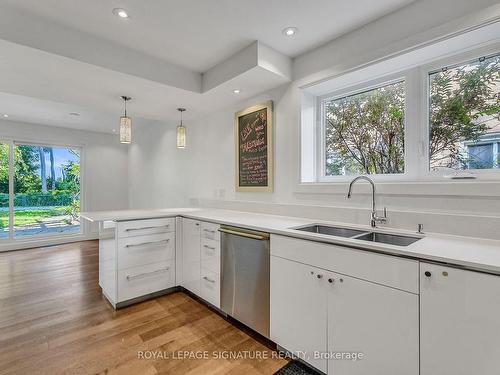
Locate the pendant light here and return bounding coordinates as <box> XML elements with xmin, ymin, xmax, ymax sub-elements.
<box><xmin>119</xmin><ymin>96</ymin><xmax>132</xmax><ymax>144</ymax></box>
<box><xmin>177</xmin><ymin>108</ymin><xmax>186</xmax><ymax>149</ymax></box>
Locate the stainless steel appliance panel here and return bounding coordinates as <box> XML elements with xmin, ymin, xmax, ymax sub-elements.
<box><xmin>220</xmin><ymin>227</ymin><xmax>270</xmax><ymax>337</ymax></box>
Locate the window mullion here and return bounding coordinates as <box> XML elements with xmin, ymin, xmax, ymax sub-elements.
<box><xmin>8</xmin><ymin>141</ymin><xmax>13</xmax><ymax>240</ymax></box>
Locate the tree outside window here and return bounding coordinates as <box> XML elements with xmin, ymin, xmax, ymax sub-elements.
<box><xmin>324</xmin><ymin>81</ymin><xmax>405</xmax><ymax>176</ymax></box>
<box><xmin>429</xmin><ymin>54</ymin><xmax>500</xmax><ymax>171</ymax></box>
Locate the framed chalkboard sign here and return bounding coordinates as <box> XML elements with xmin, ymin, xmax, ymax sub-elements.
<box><xmin>235</xmin><ymin>101</ymin><xmax>273</xmax><ymax>192</ymax></box>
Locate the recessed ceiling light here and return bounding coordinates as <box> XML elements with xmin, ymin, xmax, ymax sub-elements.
<box><xmin>233</xmin><ymin>89</ymin><xmax>241</xmax><ymax>94</ymax></box>
<box><xmin>283</xmin><ymin>27</ymin><xmax>298</xmax><ymax>36</ymax></box>
<box><xmin>112</xmin><ymin>8</ymin><xmax>129</xmax><ymax>19</ymax></box>
<box><xmin>69</xmin><ymin>112</ymin><xmax>81</xmax><ymax>117</ymax></box>
<box><xmin>3</xmin><ymin>114</ymin><xmax>8</xmax><ymax>118</ymax></box>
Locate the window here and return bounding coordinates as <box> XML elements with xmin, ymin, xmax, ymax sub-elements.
<box><xmin>323</xmin><ymin>80</ymin><xmax>405</xmax><ymax>176</ymax></box>
<box><xmin>467</xmin><ymin>143</ymin><xmax>494</xmax><ymax>169</ymax></box>
<box><xmin>302</xmin><ymin>40</ymin><xmax>500</xmax><ymax>183</ymax></box>
<box><xmin>429</xmin><ymin>53</ymin><xmax>500</xmax><ymax>171</ymax></box>
<box><xmin>0</xmin><ymin>141</ymin><xmax>81</xmax><ymax>240</ymax></box>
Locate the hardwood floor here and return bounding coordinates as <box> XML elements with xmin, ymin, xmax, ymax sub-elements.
<box><xmin>0</xmin><ymin>241</ymin><xmax>287</xmax><ymax>375</ymax></box>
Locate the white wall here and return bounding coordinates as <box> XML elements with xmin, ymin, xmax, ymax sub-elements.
<box><xmin>128</xmin><ymin>1</ymin><xmax>500</xmax><ymax>239</ymax></box>
<box><xmin>128</xmin><ymin>121</ymin><xmax>189</xmax><ymax>209</ymax></box>
<box><xmin>0</xmin><ymin>119</ymin><xmax>129</xmax><ymax>245</ymax></box>
<box><xmin>294</xmin><ymin>0</ymin><xmax>500</xmax><ymax>82</ymax></box>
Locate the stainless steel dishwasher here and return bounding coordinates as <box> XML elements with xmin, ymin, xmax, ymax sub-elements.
<box><xmin>219</xmin><ymin>226</ymin><xmax>270</xmax><ymax>338</ymax></box>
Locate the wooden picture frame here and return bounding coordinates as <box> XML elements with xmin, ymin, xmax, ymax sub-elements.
<box><xmin>235</xmin><ymin>101</ymin><xmax>273</xmax><ymax>192</ymax></box>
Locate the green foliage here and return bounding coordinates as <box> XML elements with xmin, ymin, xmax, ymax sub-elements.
<box><xmin>62</xmin><ymin>199</ymin><xmax>80</xmax><ymax>222</ymax></box>
<box><xmin>0</xmin><ymin>191</ymin><xmax>75</xmax><ymax>207</ymax></box>
<box><xmin>0</xmin><ymin>144</ymin><xmax>8</xmax><ymax>196</ymax></box>
<box><xmin>325</xmin><ymin>81</ymin><xmax>405</xmax><ymax>175</ymax></box>
<box><xmin>0</xmin><ymin>145</ymin><xmax>81</xmax><ymax>232</ymax></box>
<box><xmin>0</xmin><ymin>146</ymin><xmax>80</xmax><ymax>202</ymax></box>
<box><xmin>325</xmin><ymin>54</ymin><xmax>500</xmax><ymax>175</ymax></box>
<box><xmin>58</xmin><ymin>161</ymin><xmax>80</xmax><ymax>193</ymax></box>
<box><xmin>14</xmin><ymin>145</ymin><xmax>41</xmax><ymax>193</ymax></box>
<box><xmin>429</xmin><ymin>55</ymin><xmax>500</xmax><ymax>169</ymax></box>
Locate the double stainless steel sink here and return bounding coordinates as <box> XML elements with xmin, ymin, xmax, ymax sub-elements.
<box><xmin>295</xmin><ymin>224</ymin><xmax>421</xmax><ymax>246</ymax></box>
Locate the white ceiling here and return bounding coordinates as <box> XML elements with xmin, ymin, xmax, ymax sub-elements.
<box><xmin>0</xmin><ymin>0</ymin><xmax>416</xmax><ymax>133</ymax></box>
<box><xmin>1</xmin><ymin>0</ymin><xmax>415</xmax><ymax>72</ymax></box>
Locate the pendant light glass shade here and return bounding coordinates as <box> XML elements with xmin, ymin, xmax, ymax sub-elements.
<box><xmin>119</xmin><ymin>96</ymin><xmax>132</xmax><ymax>144</ymax></box>
<box><xmin>120</xmin><ymin>115</ymin><xmax>132</xmax><ymax>144</ymax></box>
<box><xmin>176</xmin><ymin>108</ymin><xmax>186</xmax><ymax>149</ymax></box>
<box><xmin>176</xmin><ymin>125</ymin><xmax>186</xmax><ymax>148</ymax></box>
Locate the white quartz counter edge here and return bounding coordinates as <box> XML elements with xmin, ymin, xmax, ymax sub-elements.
<box><xmin>81</xmin><ymin>208</ymin><xmax>500</xmax><ymax>275</ymax></box>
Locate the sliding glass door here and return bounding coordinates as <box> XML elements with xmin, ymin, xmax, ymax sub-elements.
<box><xmin>0</xmin><ymin>141</ymin><xmax>81</xmax><ymax>240</ymax></box>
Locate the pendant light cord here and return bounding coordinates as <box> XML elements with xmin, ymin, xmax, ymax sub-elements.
<box><xmin>178</xmin><ymin>108</ymin><xmax>186</xmax><ymax>127</ymax></box>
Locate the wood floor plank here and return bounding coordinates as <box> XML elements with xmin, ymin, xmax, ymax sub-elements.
<box><xmin>0</xmin><ymin>240</ymin><xmax>287</xmax><ymax>375</ymax></box>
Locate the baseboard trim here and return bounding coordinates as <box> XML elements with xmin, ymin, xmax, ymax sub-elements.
<box><xmin>0</xmin><ymin>232</ymin><xmax>99</xmax><ymax>252</ymax></box>
<box><xmin>115</xmin><ymin>286</ymin><xmax>181</xmax><ymax>309</ymax></box>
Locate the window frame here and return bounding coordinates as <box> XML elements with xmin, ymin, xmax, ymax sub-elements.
<box><xmin>423</xmin><ymin>47</ymin><xmax>500</xmax><ymax>179</ymax></box>
<box><xmin>309</xmin><ymin>43</ymin><xmax>500</xmax><ymax>183</ymax></box>
<box><xmin>315</xmin><ymin>71</ymin><xmax>411</xmax><ymax>182</ymax></box>
<box><xmin>0</xmin><ymin>137</ymin><xmax>85</xmax><ymax>243</ymax></box>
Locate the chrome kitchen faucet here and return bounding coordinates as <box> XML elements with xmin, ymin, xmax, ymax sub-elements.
<box><xmin>347</xmin><ymin>176</ymin><xmax>388</xmax><ymax>228</ymax></box>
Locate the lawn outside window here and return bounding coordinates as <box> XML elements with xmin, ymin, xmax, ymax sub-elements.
<box><xmin>0</xmin><ymin>139</ymin><xmax>83</xmax><ymax>241</ymax></box>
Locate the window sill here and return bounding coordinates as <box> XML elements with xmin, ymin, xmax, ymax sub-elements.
<box><xmin>295</xmin><ymin>179</ymin><xmax>500</xmax><ymax>197</ymax></box>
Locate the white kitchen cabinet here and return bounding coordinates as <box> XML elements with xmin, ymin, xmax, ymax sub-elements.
<box><xmin>117</xmin><ymin>260</ymin><xmax>174</xmax><ymax>302</ymax></box>
<box><xmin>117</xmin><ymin>217</ymin><xmax>175</xmax><ymax>238</ymax></box>
<box><xmin>117</xmin><ymin>232</ymin><xmax>175</xmax><ymax>270</ymax></box>
<box><xmin>201</xmin><ymin>237</ymin><xmax>220</xmax><ymax>274</ymax></box>
<box><xmin>200</xmin><ymin>268</ymin><xmax>220</xmax><ymax>307</ymax></box>
<box><xmin>201</xmin><ymin>221</ymin><xmax>220</xmax><ymax>241</ymax></box>
<box><xmin>181</xmin><ymin>218</ymin><xmax>201</xmax><ymax>295</ymax></box>
<box><xmin>328</xmin><ymin>273</ymin><xmax>419</xmax><ymax>375</ymax></box>
<box><xmin>99</xmin><ymin>218</ymin><xmax>176</xmax><ymax>308</ymax></box>
<box><xmin>180</xmin><ymin>218</ymin><xmax>221</xmax><ymax>308</ymax></box>
<box><xmin>199</xmin><ymin>221</ymin><xmax>221</xmax><ymax>308</ymax></box>
<box><xmin>270</xmin><ymin>256</ymin><xmax>328</xmax><ymax>373</ymax></box>
<box><xmin>420</xmin><ymin>262</ymin><xmax>500</xmax><ymax>375</ymax></box>
<box><xmin>270</xmin><ymin>235</ymin><xmax>420</xmax><ymax>375</ymax></box>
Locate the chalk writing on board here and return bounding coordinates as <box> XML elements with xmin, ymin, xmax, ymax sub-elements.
<box><xmin>237</xmin><ymin>107</ymin><xmax>268</xmax><ymax>187</ymax></box>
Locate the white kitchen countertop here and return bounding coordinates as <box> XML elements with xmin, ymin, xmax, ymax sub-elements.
<box><xmin>81</xmin><ymin>208</ymin><xmax>500</xmax><ymax>275</ymax></box>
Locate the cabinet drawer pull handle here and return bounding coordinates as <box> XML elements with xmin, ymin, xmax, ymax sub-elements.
<box><xmin>203</xmin><ymin>229</ymin><xmax>216</xmax><ymax>233</ymax></box>
<box><xmin>126</xmin><ymin>239</ymin><xmax>169</xmax><ymax>248</ymax></box>
<box><xmin>126</xmin><ymin>267</ymin><xmax>169</xmax><ymax>281</ymax></box>
<box><xmin>203</xmin><ymin>276</ymin><xmax>215</xmax><ymax>283</ymax></box>
<box><xmin>328</xmin><ymin>278</ymin><xmax>334</xmax><ymax>283</ymax></box>
<box><xmin>425</xmin><ymin>271</ymin><xmax>432</xmax><ymax>277</ymax></box>
<box><xmin>204</xmin><ymin>245</ymin><xmax>216</xmax><ymax>250</ymax></box>
<box><xmin>126</xmin><ymin>225</ymin><xmax>169</xmax><ymax>232</ymax></box>
<box><xmin>316</xmin><ymin>274</ymin><xmax>323</xmax><ymax>279</ymax></box>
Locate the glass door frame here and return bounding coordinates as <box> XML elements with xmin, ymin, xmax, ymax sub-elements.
<box><xmin>0</xmin><ymin>137</ymin><xmax>85</xmax><ymax>242</ymax></box>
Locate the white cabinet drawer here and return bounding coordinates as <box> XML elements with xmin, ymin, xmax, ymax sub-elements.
<box><xmin>201</xmin><ymin>222</ymin><xmax>220</xmax><ymax>241</ymax></box>
<box><xmin>271</xmin><ymin>235</ymin><xmax>419</xmax><ymax>293</ymax></box>
<box><xmin>201</xmin><ymin>238</ymin><xmax>220</xmax><ymax>274</ymax></box>
<box><xmin>117</xmin><ymin>218</ymin><xmax>175</xmax><ymax>238</ymax></box>
<box><xmin>200</xmin><ymin>268</ymin><xmax>220</xmax><ymax>308</ymax></box>
<box><xmin>117</xmin><ymin>232</ymin><xmax>175</xmax><ymax>270</ymax></box>
<box><xmin>117</xmin><ymin>261</ymin><xmax>174</xmax><ymax>302</ymax></box>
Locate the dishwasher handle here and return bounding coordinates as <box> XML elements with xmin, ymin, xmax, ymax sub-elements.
<box><xmin>218</xmin><ymin>227</ymin><xmax>270</xmax><ymax>241</ymax></box>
